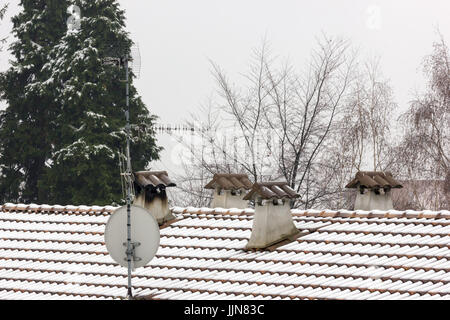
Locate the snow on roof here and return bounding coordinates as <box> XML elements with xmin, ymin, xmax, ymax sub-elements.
<box><xmin>0</xmin><ymin>203</ymin><xmax>449</xmax><ymax>300</ymax></box>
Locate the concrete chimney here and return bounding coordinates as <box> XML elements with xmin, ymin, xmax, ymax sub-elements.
<box><xmin>243</xmin><ymin>182</ymin><xmax>300</xmax><ymax>249</ymax></box>
<box><xmin>204</xmin><ymin>174</ymin><xmax>253</xmax><ymax>209</ymax></box>
<box><xmin>133</xmin><ymin>171</ymin><xmax>176</xmax><ymax>225</ymax></box>
<box><xmin>345</xmin><ymin>171</ymin><xmax>403</xmax><ymax>211</ymax></box>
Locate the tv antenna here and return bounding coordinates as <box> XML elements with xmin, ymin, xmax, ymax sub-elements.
<box><xmin>102</xmin><ymin>44</ymin><xmax>151</xmax><ymax>299</ymax></box>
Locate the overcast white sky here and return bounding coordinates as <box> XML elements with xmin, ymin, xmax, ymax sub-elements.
<box><xmin>0</xmin><ymin>0</ymin><xmax>449</xmax><ymax>173</ymax></box>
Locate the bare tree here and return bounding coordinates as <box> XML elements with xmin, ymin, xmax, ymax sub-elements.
<box><xmin>392</xmin><ymin>32</ymin><xmax>449</xmax><ymax>210</ymax></box>
<box><xmin>169</xmin><ymin>102</ymin><xmax>236</xmax><ymax>207</ymax></box>
<box><xmin>263</xmin><ymin>36</ymin><xmax>356</xmax><ymax>208</ymax></box>
<box><xmin>337</xmin><ymin>56</ymin><xmax>397</xmax><ymax>173</ymax></box>
<box><xmin>174</xmin><ymin>35</ymin><xmax>358</xmax><ymax>209</ymax></box>
<box><xmin>291</xmin><ymin>54</ymin><xmax>398</xmax><ymax>210</ymax></box>
<box><xmin>392</xmin><ymin>179</ymin><xmax>447</xmax><ymax>210</ymax></box>
<box><xmin>209</xmin><ymin>40</ymin><xmax>273</xmax><ymax>183</ymax></box>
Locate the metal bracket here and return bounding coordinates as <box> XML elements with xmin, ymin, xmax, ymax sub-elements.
<box><xmin>123</xmin><ymin>242</ymin><xmax>142</xmax><ymax>262</ymax></box>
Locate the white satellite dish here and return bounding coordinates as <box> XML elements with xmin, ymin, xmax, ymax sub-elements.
<box><xmin>105</xmin><ymin>205</ymin><xmax>160</xmax><ymax>269</ymax></box>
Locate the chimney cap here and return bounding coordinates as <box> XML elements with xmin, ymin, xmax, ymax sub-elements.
<box><xmin>345</xmin><ymin>171</ymin><xmax>403</xmax><ymax>190</ymax></box>
<box><xmin>134</xmin><ymin>171</ymin><xmax>176</xmax><ymax>189</ymax></box>
<box><xmin>243</xmin><ymin>181</ymin><xmax>299</xmax><ymax>201</ymax></box>
<box><xmin>204</xmin><ymin>173</ymin><xmax>253</xmax><ymax>191</ymax></box>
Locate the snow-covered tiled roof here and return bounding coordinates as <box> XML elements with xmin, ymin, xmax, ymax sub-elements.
<box><xmin>0</xmin><ymin>203</ymin><xmax>449</xmax><ymax>300</ymax></box>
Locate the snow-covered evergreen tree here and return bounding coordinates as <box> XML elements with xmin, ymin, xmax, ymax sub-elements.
<box><xmin>0</xmin><ymin>1</ymin><xmax>69</xmax><ymax>203</ymax></box>
<box><xmin>39</xmin><ymin>0</ymin><xmax>161</xmax><ymax>205</ymax></box>
<box><xmin>0</xmin><ymin>0</ymin><xmax>161</xmax><ymax>205</ymax></box>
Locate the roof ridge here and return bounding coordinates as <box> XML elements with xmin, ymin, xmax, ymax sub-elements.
<box><xmin>0</xmin><ymin>203</ymin><xmax>118</xmax><ymax>214</ymax></box>
<box><xmin>2</xmin><ymin>204</ymin><xmax>449</xmax><ymax>220</ymax></box>
<box><xmin>170</xmin><ymin>207</ymin><xmax>450</xmax><ymax>220</ymax></box>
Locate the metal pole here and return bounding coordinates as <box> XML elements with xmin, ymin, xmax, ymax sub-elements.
<box><xmin>125</xmin><ymin>54</ymin><xmax>133</xmax><ymax>299</ymax></box>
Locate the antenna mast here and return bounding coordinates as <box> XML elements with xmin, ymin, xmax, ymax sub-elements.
<box><xmin>124</xmin><ymin>54</ymin><xmax>134</xmax><ymax>299</ymax></box>
<box><xmin>103</xmin><ymin>45</ymin><xmax>142</xmax><ymax>299</ymax></box>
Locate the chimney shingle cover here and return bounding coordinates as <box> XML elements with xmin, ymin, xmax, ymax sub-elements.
<box><xmin>243</xmin><ymin>182</ymin><xmax>299</xmax><ymax>200</ymax></box>
<box><xmin>204</xmin><ymin>173</ymin><xmax>253</xmax><ymax>190</ymax></box>
<box><xmin>345</xmin><ymin>171</ymin><xmax>403</xmax><ymax>190</ymax></box>
<box><xmin>134</xmin><ymin>171</ymin><xmax>176</xmax><ymax>191</ymax></box>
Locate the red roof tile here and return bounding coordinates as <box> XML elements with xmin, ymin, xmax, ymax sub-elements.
<box><xmin>0</xmin><ymin>203</ymin><xmax>449</xmax><ymax>300</ymax></box>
